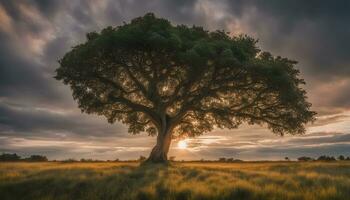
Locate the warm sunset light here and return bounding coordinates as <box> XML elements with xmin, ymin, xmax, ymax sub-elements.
<box><xmin>178</xmin><ymin>140</ymin><xmax>188</xmax><ymax>149</ymax></box>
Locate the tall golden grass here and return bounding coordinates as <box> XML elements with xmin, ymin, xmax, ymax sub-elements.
<box><xmin>0</xmin><ymin>161</ymin><xmax>349</xmax><ymax>199</ymax></box>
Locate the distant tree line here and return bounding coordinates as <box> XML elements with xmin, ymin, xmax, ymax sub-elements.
<box><xmin>298</xmin><ymin>155</ymin><xmax>350</xmax><ymax>161</ymax></box>
<box><xmin>218</xmin><ymin>157</ymin><xmax>243</xmax><ymax>162</ymax></box>
<box><xmin>2</xmin><ymin>152</ymin><xmax>349</xmax><ymax>162</ymax></box>
<box><xmin>0</xmin><ymin>153</ymin><xmax>48</xmax><ymax>162</ymax></box>
<box><xmin>57</xmin><ymin>156</ymin><xmax>148</xmax><ymax>163</ymax></box>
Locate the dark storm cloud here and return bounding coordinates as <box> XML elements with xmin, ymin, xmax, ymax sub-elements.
<box><xmin>333</xmin><ymin>89</ymin><xmax>350</xmax><ymax>108</ymax></box>
<box><xmin>0</xmin><ymin>1</ymin><xmax>49</xmax><ymax>35</ymax></box>
<box><xmin>216</xmin><ymin>0</ymin><xmax>350</xmax><ymax>110</ymax></box>
<box><xmin>0</xmin><ymin>102</ymin><xmax>127</xmax><ymax>138</ymax></box>
<box><xmin>0</xmin><ymin>33</ymin><xmax>59</xmax><ymax>103</ymax></box>
<box><xmin>100</xmin><ymin>0</ymin><xmax>198</xmax><ymax>24</ymax></box>
<box><xmin>224</xmin><ymin>0</ymin><xmax>350</xmax><ymax>78</ymax></box>
<box><xmin>30</xmin><ymin>0</ymin><xmax>62</xmax><ymax>17</ymax></box>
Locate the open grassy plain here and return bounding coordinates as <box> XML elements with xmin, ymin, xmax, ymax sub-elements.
<box><xmin>0</xmin><ymin>161</ymin><xmax>350</xmax><ymax>200</ymax></box>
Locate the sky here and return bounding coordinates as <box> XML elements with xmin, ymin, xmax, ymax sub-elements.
<box><xmin>0</xmin><ymin>0</ymin><xmax>350</xmax><ymax>161</ymax></box>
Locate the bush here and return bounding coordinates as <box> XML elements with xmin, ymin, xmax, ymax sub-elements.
<box><xmin>25</xmin><ymin>155</ymin><xmax>48</xmax><ymax>162</ymax></box>
<box><xmin>298</xmin><ymin>156</ymin><xmax>314</xmax><ymax>161</ymax></box>
<box><xmin>317</xmin><ymin>155</ymin><xmax>336</xmax><ymax>161</ymax></box>
<box><xmin>80</xmin><ymin>158</ymin><xmax>94</xmax><ymax>162</ymax></box>
<box><xmin>139</xmin><ymin>156</ymin><xmax>146</xmax><ymax>162</ymax></box>
<box><xmin>338</xmin><ymin>155</ymin><xmax>345</xmax><ymax>160</ymax></box>
<box><xmin>62</xmin><ymin>158</ymin><xmax>78</xmax><ymax>163</ymax></box>
<box><xmin>0</xmin><ymin>153</ymin><xmax>21</xmax><ymax>161</ymax></box>
<box><xmin>218</xmin><ymin>157</ymin><xmax>242</xmax><ymax>162</ymax></box>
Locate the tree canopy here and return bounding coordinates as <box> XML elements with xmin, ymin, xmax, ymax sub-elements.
<box><xmin>55</xmin><ymin>13</ymin><xmax>316</xmax><ymax>162</ymax></box>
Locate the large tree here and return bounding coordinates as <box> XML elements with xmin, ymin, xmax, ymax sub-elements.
<box><xmin>55</xmin><ymin>13</ymin><xmax>316</xmax><ymax>163</ymax></box>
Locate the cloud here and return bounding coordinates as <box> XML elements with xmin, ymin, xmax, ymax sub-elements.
<box><xmin>0</xmin><ymin>135</ymin><xmax>152</xmax><ymax>160</ymax></box>
<box><xmin>174</xmin><ymin>132</ymin><xmax>350</xmax><ymax>160</ymax></box>
<box><xmin>0</xmin><ymin>101</ymin><xmax>131</xmax><ymax>139</ymax></box>
<box><xmin>225</xmin><ymin>0</ymin><xmax>350</xmax><ymax>78</ymax></box>
<box><xmin>0</xmin><ymin>34</ymin><xmax>60</xmax><ymax>104</ymax></box>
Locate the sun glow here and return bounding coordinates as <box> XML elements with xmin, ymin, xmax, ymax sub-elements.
<box><xmin>177</xmin><ymin>140</ymin><xmax>188</xmax><ymax>149</ymax></box>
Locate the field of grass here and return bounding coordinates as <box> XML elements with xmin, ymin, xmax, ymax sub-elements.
<box><xmin>1</xmin><ymin>161</ymin><xmax>350</xmax><ymax>200</ymax></box>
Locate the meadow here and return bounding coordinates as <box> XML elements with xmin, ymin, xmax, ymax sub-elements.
<box><xmin>0</xmin><ymin>161</ymin><xmax>350</xmax><ymax>200</ymax></box>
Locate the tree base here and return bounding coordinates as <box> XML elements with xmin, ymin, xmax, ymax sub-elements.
<box><xmin>141</xmin><ymin>159</ymin><xmax>170</xmax><ymax>167</ymax></box>
<box><xmin>145</xmin><ymin>129</ymin><xmax>172</xmax><ymax>164</ymax></box>
<box><xmin>144</xmin><ymin>155</ymin><xmax>169</xmax><ymax>164</ymax></box>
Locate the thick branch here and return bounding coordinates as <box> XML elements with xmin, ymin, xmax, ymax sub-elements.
<box><xmin>108</xmin><ymin>95</ymin><xmax>161</xmax><ymax>128</ymax></box>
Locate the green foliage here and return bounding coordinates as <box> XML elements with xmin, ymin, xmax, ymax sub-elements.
<box><xmin>55</xmin><ymin>13</ymin><xmax>316</xmax><ymax>138</ymax></box>
<box><xmin>24</xmin><ymin>155</ymin><xmax>48</xmax><ymax>162</ymax></box>
<box><xmin>139</xmin><ymin>156</ymin><xmax>147</xmax><ymax>162</ymax></box>
<box><xmin>317</xmin><ymin>155</ymin><xmax>336</xmax><ymax>161</ymax></box>
<box><xmin>298</xmin><ymin>156</ymin><xmax>314</xmax><ymax>161</ymax></box>
<box><xmin>0</xmin><ymin>153</ymin><xmax>21</xmax><ymax>161</ymax></box>
<box><xmin>0</xmin><ymin>153</ymin><xmax>48</xmax><ymax>162</ymax></box>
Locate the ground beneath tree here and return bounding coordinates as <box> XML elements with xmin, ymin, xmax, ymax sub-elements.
<box><xmin>1</xmin><ymin>161</ymin><xmax>349</xmax><ymax>200</ymax></box>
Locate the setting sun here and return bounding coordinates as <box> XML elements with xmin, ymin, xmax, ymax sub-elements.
<box><xmin>178</xmin><ymin>140</ymin><xmax>188</xmax><ymax>149</ymax></box>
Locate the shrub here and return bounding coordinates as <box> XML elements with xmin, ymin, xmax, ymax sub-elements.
<box><xmin>62</xmin><ymin>158</ymin><xmax>78</xmax><ymax>163</ymax></box>
<box><xmin>298</xmin><ymin>156</ymin><xmax>313</xmax><ymax>161</ymax></box>
<box><xmin>25</xmin><ymin>155</ymin><xmax>48</xmax><ymax>162</ymax></box>
<box><xmin>317</xmin><ymin>155</ymin><xmax>336</xmax><ymax>161</ymax></box>
<box><xmin>80</xmin><ymin>158</ymin><xmax>94</xmax><ymax>162</ymax></box>
<box><xmin>0</xmin><ymin>153</ymin><xmax>21</xmax><ymax>161</ymax></box>
<box><xmin>139</xmin><ymin>156</ymin><xmax>146</xmax><ymax>162</ymax></box>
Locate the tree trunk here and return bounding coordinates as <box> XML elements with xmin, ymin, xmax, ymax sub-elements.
<box><xmin>146</xmin><ymin>125</ymin><xmax>172</xmax><ymax>163</ymax></box>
